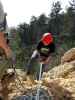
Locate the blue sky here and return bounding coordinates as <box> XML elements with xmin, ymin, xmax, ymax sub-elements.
<box><xmin>1</xmin><ymin>0</ymin><xmax>70</xmax><ymax>27</ymax></box>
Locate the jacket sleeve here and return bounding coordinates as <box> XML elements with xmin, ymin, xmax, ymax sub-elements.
<box><xmin>31</xmin><ymin>50</ymin><xmax>39</xmax><ymax>59</ymax></box>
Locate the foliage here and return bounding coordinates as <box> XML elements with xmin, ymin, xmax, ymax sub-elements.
<box><xmin>10</xmin><ymin>0</ymin><xmax>75</xmax><ymax>72</ymax></box>
<box><xmin>64</xmin><ymin>0</ymin><xmax>75</xmax><ymax>37</ymax></box>
<box><xmin>48</xmin><ymin>1</ymin><xmax>63</xmax><ymax>35</ymax></box>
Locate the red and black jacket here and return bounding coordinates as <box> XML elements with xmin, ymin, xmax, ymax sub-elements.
<box><xmin>37</xmin><ymin>41</ymin><xmax>55</xmax><ymax>57</ymax></box>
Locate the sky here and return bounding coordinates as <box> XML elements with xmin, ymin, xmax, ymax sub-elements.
<box><xmin>1</xmin><ymin>0</ymin><xmax>70</xmax><ymax>27</ymax></box>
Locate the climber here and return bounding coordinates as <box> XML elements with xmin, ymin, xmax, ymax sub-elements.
<box><xmin>26</xmin><ymin>32</ymin><xmax>55</xmax><ymax>80</ymax></box>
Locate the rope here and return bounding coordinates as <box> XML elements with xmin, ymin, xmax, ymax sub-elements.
<box><xmin>36</xmin><ymin>63</ymin><xmax>43</xmax><ymax>100</ymax></box>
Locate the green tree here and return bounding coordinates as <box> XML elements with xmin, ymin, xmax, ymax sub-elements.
<box><xmin>17</xmin><ymin>23</ymin><xmax>30</xmax><ymax>46</ymax></box>
<box><xmin>37</xmin><ymin>14</ymin><xmax>49</xmax><ymax>37</ymax></box>
<box><xmin>64</xmin><ymin>0</ymin><xmax>75</xmax><ymax>38</ymax></box>
<box><xmin>29</xmin><ymin>16</ymin><xmax>38</xmax><ymax>44</ymax></box>
<box><xmin>29</xmin><ymin>14</ymin><xmax>49</xmax><ymax>43</ymax></box>
<box><xmin>69</xmin><ymin>0</ymin><xmax>75</xmax><ymax>37</ymax></box>
<box><xmin>48</xmin><ymin>1</ymin><xmax>62</xmax><ymax>35</ymax></box>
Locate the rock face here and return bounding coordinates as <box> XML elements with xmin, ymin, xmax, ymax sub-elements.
<box><xmin>0</xmin><ymin>48</ymin><xmax>75</xmax><ymax>100</ymax></box>
<box><xmin>61</xmin><ymin>48</ymin><xmax>75</xmax><ymax>64</ymax></box>
<box><xmin>0</xmin><ymin>1</ymin><xmax>8</xmax><ymax>32</ymax></box>
<box><xmin>0</xmin><ymin>1</ymin><xmax>4</xmax><ymax>25</ymax></box>
<box><xmin>0</xmin><ymin>1</ymin><xmax>12</xmax><ymax>80</ymax></box>
<box><xmin>0</xmin><ymin>32</ymin><xmax>13</xmax><ymax>79</ymax></box>
<box><xmin>43</xmin><ymin>62</ymin><xmax>75</xmax><ymax>79</ymax></box>
<box><xmin>0</xmin><ymin>32</ymin><xmax>12</xmax><ymax>58</ymax></box>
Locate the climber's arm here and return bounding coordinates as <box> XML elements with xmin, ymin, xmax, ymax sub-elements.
<box><xmin>26</xmin><ymin>50</ymin><xmax>39</xmax><ymax>75</ymax></box>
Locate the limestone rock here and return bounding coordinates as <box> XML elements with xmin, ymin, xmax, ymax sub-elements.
<box><xmin>61</xmin><ymin>48</ymin><xmax>75</xmax><ymax>64</ymax></box>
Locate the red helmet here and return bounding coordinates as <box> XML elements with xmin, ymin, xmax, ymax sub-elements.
<box><xmin>41</xmin><ymin>33</ymin><xmax>53</xmax><ymax>45</ymax></box>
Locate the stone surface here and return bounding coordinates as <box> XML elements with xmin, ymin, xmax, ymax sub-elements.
<box><xmin>0</xmin><ymin>48</ymin><xmax>75</xmax><ymax>100</ymax></box>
